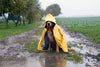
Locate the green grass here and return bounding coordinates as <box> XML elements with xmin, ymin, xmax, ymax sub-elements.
<box><xmin>98</xmin><ymin>53</ymin><xmax>100</xmax><ymax>57</ymax></box>
<box><xmin>0</xmin><ymin>21</ymin><xmax>42</xmax><ymax>39</ymax></box>
<box><xmin>24</xmin><ymin>40</ymin><xmax>44</xmax><ymax>53</ymax></box>
<box><xmin>34</xmin><ymin>28</ymin><xmax>44</xmax><ymax>35</ymax></box>
<box><xmin>24</xmin><ymin>40</ymin><xmax>40</xmax><ymax>52</ymax></box>
<box><xmin>57</xmin><ymin>17</ymin><xmax>100</xmax><ymax>27</ymax></box>
<box><xmin>57</xmin><ymin>17</ymin><xmax>100</xmax><ymax>44</ymax></box>
<box><xmin>65</xmin><ymin>51</ymin><xmax>82</xmax><ymax>63</ymax></box>
<box><xmin>50</xmin><ymin>63</ymin><xmax>56</xmax><ymax>67</ymax></box>
<box><xmin>68</xmin><ymin>26</ymin><xmax>100</xmax><ymax>44</ymax></box>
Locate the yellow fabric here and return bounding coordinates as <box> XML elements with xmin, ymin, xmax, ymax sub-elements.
<box><xmin>37</xmin><ymin>14</ymin><xmax>68</xmax><ymax>52</ymax></box>
<box><xmin>44</xmin><ymin>14</ymin><xmax>56</xmax><ymax>27</ymax></box>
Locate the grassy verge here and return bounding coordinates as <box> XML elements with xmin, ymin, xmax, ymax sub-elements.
<box><xmin>24</xmin><ymin>40</ymin><xmax>44</xmax><ymax>53</ymax></box>
<box><xmin>24</xmin><ymin>40</ymin><xmax>40</xmax><ymax>52</ymax></box>
<box><xmin>68</xmin><ymin>26</ymin><xmax>100</xmax><ymax>44</ymax></box>
<box><xmin>34</xmin><ymin>28</ymin><xmax>44</xmax><ymax>35</ymax></box>
<box><xmin>0</xmin><ymin>21</ymin><xmax>42</xmax><ymax>39</ymax></box>
<box><xmin>57</xmin><ymin>17</ymin><xmax>100</xmax><ymax>44</ymax></box>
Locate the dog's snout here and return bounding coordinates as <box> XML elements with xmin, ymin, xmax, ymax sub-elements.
<box><xmin>48</xmin><ymin>23</ymin><xmax>50</xmax><ymax>26</ymax></box>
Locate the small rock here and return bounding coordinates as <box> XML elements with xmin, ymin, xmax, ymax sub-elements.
<box><xmin>85</xmin><ymin>63</ymin><xmax>91</xmax><ymax>67</ymax></box>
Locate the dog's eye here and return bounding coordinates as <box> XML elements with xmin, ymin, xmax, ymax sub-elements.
<box><xmin>48</xmin><ymin>23</ymin><xmax>50</xmax><ymax>26</ymax></box>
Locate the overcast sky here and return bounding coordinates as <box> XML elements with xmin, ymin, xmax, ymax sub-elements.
<box><xmin>39</xmin><ymin>0</ymin><xmax>100</xmax><ymax>17</ymax></box>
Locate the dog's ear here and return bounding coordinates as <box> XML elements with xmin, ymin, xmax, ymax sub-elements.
<box><xmin>45</xmin><ymin>24</ymin><xmax>47</xmax><ymax>28</ymax></box>
<box><xmin>45</xmin><ymin>22</ymin><xmax>48</xmax><ymax>28</ymax></box>
<box><xmin>52</xmin><ymin>22</ymin><xmax>56</xmax><ymax>28</ymax></box>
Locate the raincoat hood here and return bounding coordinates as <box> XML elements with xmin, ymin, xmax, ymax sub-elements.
<box><xmin>44</xmin><ymin>14</ymin><xmax>56</xmax><ymax>27</ymax></box>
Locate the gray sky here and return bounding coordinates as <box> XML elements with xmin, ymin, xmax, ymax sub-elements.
<box><xmin>39</xmin><ymin>0</ymin><xmax>100</xmax><ymax>17</ymax></box>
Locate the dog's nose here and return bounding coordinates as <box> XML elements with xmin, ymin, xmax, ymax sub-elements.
<box><xmin>48</xmin><ymin>23</ymin><xmax>50</xmax><ymax>26</ymax></box>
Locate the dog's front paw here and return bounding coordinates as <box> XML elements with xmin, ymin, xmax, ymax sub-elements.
<box><xmin>56</xmin><ymin>51</ymin><xmax>59</xmax><ymax>53</ymax></box>
<box><xmin>56</xmin><ymin>49</ymin><xmax>59</xmax><ymax>53</ymax></box>
<box><xmin>47</xmin><ymin>49</ymin><xmax>50</xmax><ymax>52</ymax></box>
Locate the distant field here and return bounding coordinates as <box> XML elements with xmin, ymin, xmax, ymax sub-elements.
<box><xmin>57</xmin><ymin>17</ymin><xmax>100</xmax><ymax>44</ymax></box>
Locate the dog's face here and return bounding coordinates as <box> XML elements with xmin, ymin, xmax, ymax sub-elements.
<box><xmin>45</xmin><ymin>21</ymin><xmax>55</xmax><ymax>28</ymax></box>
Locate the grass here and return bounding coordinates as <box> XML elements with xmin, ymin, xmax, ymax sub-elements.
<box><xmin>0</xmin><ymin>21</ymin><xmax>42</xmax><ymax>39</ymax></box>
<box><xmin>24</xmin><ymin>40</ymin><xmax>44</xmax><ymax>53</ymax></box>
<box><xmin>65</xmin><ymin>51</ymin><xmax>82</xmax><ymax>63</ymax></box>
<box><xmin>68</xmin><ymin>26</ymin><xmax>100</xmax><ymax>44</ymax></box>
<box><xmin>50</xmin><ymin>63</ymin><xmax>56</xmax><ymax>67</ymax></box>
<box><xmin>24</xmin><ymin>40</ymin><xmax>40</xmax><ymax>52</ymax></box>
<box><xmin>57</xmin><ymin>17</ymin><xmax>100</xmax><ymax>44</ymax></box>
<box><xmin>34</xmin><ymin>28</ymin><xmax>44</xmax><ymax>35</ymax></box>
<box><xmin>98</xmin><ymin>53</ymin><xmax>100</xmax><ymax>57</ymax></box>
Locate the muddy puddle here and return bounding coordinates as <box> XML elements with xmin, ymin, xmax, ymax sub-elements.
<box><xmin>0</xmin><ymin>53</ymin><xmax>100</xmax><ymax>67</ymax></box>
<box><xmin>0</xmin><ymin>24</ymin><xmax>100</xmax><ymax>67</ymax></box>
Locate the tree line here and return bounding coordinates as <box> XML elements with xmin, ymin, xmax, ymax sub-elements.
<box><xmin>0</xmin><ymin>0</ymin><xmax>61</xmax><ymax>28</ymax></box>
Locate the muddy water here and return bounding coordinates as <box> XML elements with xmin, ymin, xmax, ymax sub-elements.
<box><xmin>0</xmin><ymin>53</ymin><xmax>100</xmax><ymax>67</ymax></box>
<box><xmin>0</xmin><ymin>54</ymin><xmax>66</xmax><ymax>67</ymax></box>
<box><xmin>0</xmin><ymin>24</ymin><xmax>100</xmax><ymax>67</ymax></box>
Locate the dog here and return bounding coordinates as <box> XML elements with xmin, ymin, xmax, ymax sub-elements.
<box><xmin>45</xmin><ymin>21</ymin><xmax>59</xmax><ymax>52</ymax></box>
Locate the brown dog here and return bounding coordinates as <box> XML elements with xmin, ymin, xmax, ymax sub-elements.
<box><xmin>45</xmin><ymin>21</ymin><xmax>59</xmax><ymax>52</ymax></box>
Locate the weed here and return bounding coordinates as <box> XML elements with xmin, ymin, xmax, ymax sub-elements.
<box><xmin>50</xmin><ymin>63</ymin><xmax>56</xmax><ymax>67</ymax></box>
<box><xmin>73</xmin><ymin>53</ymin><xmax>82</xmax><ymax>62</ymax></box>
<box><xmin>98</xmin><ymin>53</ymin><xmax>100</xmax><ymax>57</ymax></box>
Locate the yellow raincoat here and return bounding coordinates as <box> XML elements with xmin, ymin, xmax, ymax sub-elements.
<box><xmin>37</xmin><ymin>14</ymin><xmax>68</xmax><ymax>52</ymax></box>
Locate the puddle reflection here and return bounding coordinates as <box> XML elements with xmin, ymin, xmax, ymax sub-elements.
<box><xmin>39</xmin><ymin>56</ymin><xmax>67</xmax><ymax>67</ymax></box>
<box><xmin>0</xmin><ymin>56</ymin><xmax>67</xmax><ymax>67</ymax></box>
<box><xmin>0</xmin><ymin>55</ymin><xmax>99</xmax><ymax>67</ymax></box>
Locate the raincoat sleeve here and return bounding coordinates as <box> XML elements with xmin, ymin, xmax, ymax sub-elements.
<box><xmin>37</xmin><ymin>29</ymin><xmax>46</xmax><ymax>51</ymax></box>
<box><xmin>58</xmin><ymin>26</ymin><xmax>68</xmax><ymax>52</ymax></box>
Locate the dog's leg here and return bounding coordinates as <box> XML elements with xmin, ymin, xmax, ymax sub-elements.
<box><xmin>56</xmin><ymin>44</ymin><xmax>59</xmax><ymax>53</ymax></box>
<box><xmin>47</xmin><ymin>42</ymin><xmax>50</xmax><ymax>52</ymax></box>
